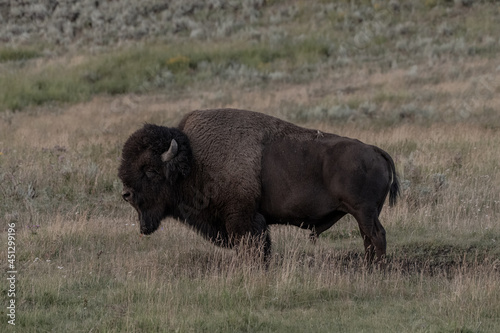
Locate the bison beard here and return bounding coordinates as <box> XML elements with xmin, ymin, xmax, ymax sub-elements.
<box><xmin>138</xmin><ymin>208</ymin><xmax>162</xmax><ymax>235</ymax></box>
<box><xmin>118</xmin><ymin>108</ymin><xmax>399</xmax><ymax>264</ymax></box>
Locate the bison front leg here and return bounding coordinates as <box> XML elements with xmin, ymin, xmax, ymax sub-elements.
<box><xmin>225</xmin><ymin>212</ymin><xmax>271</xmax><ymax>265</ymax></box>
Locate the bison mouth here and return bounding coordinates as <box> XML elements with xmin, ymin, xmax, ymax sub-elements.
<box><xmin>138</xmin><ymin>209</ymin><xmax>163</xmax><ymax>235</ymax></box>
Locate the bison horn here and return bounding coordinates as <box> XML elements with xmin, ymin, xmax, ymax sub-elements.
<box><xmin>161</xmin><ymin>139</ymin><xmax>178</xmax><ymax>162</ymax></box>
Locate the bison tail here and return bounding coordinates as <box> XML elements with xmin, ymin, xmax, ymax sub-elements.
<box><xmin>389</xmin><ymin>170</ymin><xmax>400</xmax><ymax>207</ymax></box>
<box><xmin>387</xmin><ymin>153</ymin><xmax>400</xmax><ymax>207</ymax></box>
<box><xmin>377</xmin><ymin>147</ymin><xmax>400</xmax><ymax>207</ymax></box>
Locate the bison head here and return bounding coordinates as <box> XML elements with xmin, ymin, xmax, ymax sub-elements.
<box><xmin>118</xmin><ymin>124</ymin><xmax>192</xmax><ymax>235</ymax></box>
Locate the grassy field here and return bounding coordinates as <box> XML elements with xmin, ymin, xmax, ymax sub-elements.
<box><xmin>1</xmin><ymin>1</ymin><xmax>500</xmax><ymax>332</ymax></box>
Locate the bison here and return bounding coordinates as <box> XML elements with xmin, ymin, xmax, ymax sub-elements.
<box><xmin>118</xmin><ymin>108</ymin><xmax>399</xmax><ymax>262</ymax></box>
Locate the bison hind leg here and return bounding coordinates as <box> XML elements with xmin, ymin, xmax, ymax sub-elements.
<box><xmin>354</xmin><ymin>210</ymin><xmax>386</xmax><ymax>263</ymax></box>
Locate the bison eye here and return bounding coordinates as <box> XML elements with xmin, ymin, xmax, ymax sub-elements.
<box><xmin>145</xmin><ymin>169</ymin><xmax>160</xmax><ymax>179</ymax></box>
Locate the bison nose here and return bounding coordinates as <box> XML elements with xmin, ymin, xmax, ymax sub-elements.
<box><xmin>122</xmin><ymin>190</ymin><xmax>132</xmax><ymax>202</ymax></box>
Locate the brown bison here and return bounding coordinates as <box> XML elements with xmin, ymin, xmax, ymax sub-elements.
<box><xmin>118</xmin><ymin>109</ymin><xmax>399</xmax><ymax>262</ymax></box>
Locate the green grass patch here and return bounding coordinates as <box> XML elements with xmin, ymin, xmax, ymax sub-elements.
<box><xmin>2</xmin><ymin>70</ymin><xmax>88</xmax><ymax>110</ymax></box>
<box><xmin>0</xmin><ymin>39</ymin><xmax>332</xmax><ymax>111</ymax></box>
<box><xmin>0</xmin><ymin>47</ymin><xmax>41</xmax><ymax>62</ymax></box>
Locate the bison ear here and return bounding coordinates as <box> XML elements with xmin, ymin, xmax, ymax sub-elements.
<box><xmin>161</xmin><ymin>139</ymin><xmax>178</xmax><ymax>162</ymax></box>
